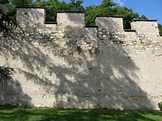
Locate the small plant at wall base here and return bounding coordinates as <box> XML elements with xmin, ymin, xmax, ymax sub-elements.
<box><xmin>0</xmin><ymin>66</ymin><xmax>13</xmax><ymax>81</ymax></box>
<box><xmin>158</xmin><ymin>102</ymin><xmax>162</xmax><ymax>111</ymax></box>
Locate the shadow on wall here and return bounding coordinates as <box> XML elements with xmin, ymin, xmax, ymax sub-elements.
<box><xmin>0</xmin><ymin>68</ymin><xmax>32</xmax><ymax>106</ymax></box>
<box><xmin>0</xmin><ymin>11</ymin><xmax>156</xmax><ymax>110</ymax></box>
<box><xmin>56</xmin><ymin>25</ymin><xmax>154</xmax><ymax>110</ymax></box>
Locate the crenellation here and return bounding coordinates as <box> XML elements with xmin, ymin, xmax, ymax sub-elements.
<box><xmin>15</xmin><ymin>7</ymin><xmax>161</xmax><ymax>43</ymax></box>
<box><xmin>15</xmin><ymin>7</ymin><xmax>162</xmax><ymax>53</ymax></box>
<box><xmin>57</xmin><ymin>11</ymin><xmax>85</xmax><ymax>29</ymax></box>
<box><xmin>130</xmin><ymin>19</ymin><xmax>159</xmax><ymax>36</ymax></box>
<box><xmin>95</xmin><ymin>16</ymin><xmax>124</xmax><ymax>32</ymax></box>
<box><xmin>16</xmin><ymin>7</ymin><xmax>45</xmax><ymax>28</ymax></box>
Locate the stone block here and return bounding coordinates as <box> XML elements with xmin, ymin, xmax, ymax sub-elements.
<box><xmin>95</xmin><ymin>16</ymin><xmax>124</xmax><ymax>32</ymax></box>
<box><xmin>16</xmin><ymin>7</ymin><xmax>45</xmax><ymax>27</ymax></box>
<box><xmin>57</xmin><ymin>12</ymin><xmax>85</xmax><ymax>28</ymax></box>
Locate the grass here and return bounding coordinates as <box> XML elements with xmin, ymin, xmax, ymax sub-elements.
<box><xmin>0</xmin><ymin>106</ymin><xmax>162</xmax><ymax>121</ymax></box>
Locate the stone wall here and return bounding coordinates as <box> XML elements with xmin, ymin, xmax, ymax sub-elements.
<box><xmin>0</xmin><ymin>7</ymin><xmax>162</xmax><ymax>110</ymax></box>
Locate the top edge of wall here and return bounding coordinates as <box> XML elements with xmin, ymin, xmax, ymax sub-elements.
<box><xmin>96</xmin><ymin>15</ymin><xmax>123</xmax><ymax>18</ymax></box>
<box><xmin>130</xmin><ymin>19</ymin><xmax>157</xmax><ymax>22</ymax></box>
<box><xmin>45</xmin><ymin>22</ymin><xmax>57</xmax><ymax>24</ymax></box>
<box><xmin>85</xmin><ymin>25</ymin><xmax>98</xmax><ymax>28</ymax></box>
<box><xmin>124</xmin><ymin>29</ymin><xmax>136</xmax><ymax>32</ymax></box>
<box><xmin>16</xmin><ymin>7</ymin><xmax>45</xmax><ymax>9</ymax></box>
<box><xmin>57</xmin><ymin>11</ymin><xmax>84</xmax><ymax>13</ymax></box>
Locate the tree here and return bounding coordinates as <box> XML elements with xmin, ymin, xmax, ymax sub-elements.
<box><xmin>69</xmin><ymin>0</ymin><xmax>84</xmax><ymax>11</ymax></box>
<box><xmin>34</xmin><ymin>0</ymin><xmax>46</xmax><ymax>7</ymax></box>
<box><xmin>101</xmin><ymin>0</ymin><xmax>116</xmax><ymax>7</ymax></box>
<box><xmin>138</xmin><ymin>15</ymin><xmax>148</xmax><ymax>19</ymax></box>
<box><xmin>85</xmin><ymin>6</ymin><xmax>96</xmax><ymax>26</ymax></box>
<box><xmin>10</xmin><ymin>0</ymin><xmax>32</xmax><ymax>7</ymax></box>
<box><xmin>7</xmin><ymin>3</ymin><xmax>16</xmax><ymax>19</ymax></box>
<box><xmin>45</xmin><ymin>0</ymin><xmax>59</xmax><ymax>22</ymax></box>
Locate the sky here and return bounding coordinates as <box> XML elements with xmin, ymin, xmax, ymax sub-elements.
<box><xmin>60</xmin><ymin>0</ymin><xmax>162</xmax><ymax>25</ymax></box>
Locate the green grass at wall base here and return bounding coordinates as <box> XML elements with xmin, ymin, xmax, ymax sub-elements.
<box><xmin>0</xmin><ymin>107</ymin><xmax>162</xmax><ymax>121</ymax></box>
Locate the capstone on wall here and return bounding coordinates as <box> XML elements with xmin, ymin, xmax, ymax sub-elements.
<box><xmin>130</xmin><ymin>20</ymin><xmax>159</xmax><ymax>36</ymax></box>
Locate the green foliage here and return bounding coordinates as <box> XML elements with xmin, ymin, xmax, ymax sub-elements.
<box><xmin>85</xmin><ymin>6</ymin><xmax>96</xmax><ymax>26</ymax></box>
<box><xmin>158</xmin><ymin>24</ymin><xmax>162</xmax><ymax>35</ymax></box>
<box><xmin>37</xmin><ymin>0</ymin><xmax>59</xmax><ymax>22</ymax></box>
<box><xmin>138</xmin><ymin>15</ymin><xmax>148</xmax><ymax>19</ymax></box>
<box><xmin>101</xmin><ymin>0</ymin><xmax>116</xmax><ymax>7</ymax></box>
<box><xmin>69</xmin><ymin>0</ymin><xmax>84</xmax><ymax>11</ymax></box>
<box><xmin>7</xmin><ymin>4</ymin><xmax>16</xmax><ymax>19</ymax></box>
<box><xmin>10</xmin><ymin>0</ymin><xmax>32</xmax><ymax>7</ymax></box>
<box><xmin>158</xmin><ymin>102</ymin><xmax>162</xmax><ymax>111</ymax></box>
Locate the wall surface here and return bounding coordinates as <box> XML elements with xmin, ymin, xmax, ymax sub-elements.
<box><xmin>0</xmin><ymin>8</ymin><xmax>162</xmax><ymax>110</ymax></box>
<box><xmin>131</xmin><ymin>20</ymin><xmax>159</xmax><ymax>35</ymax></box>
